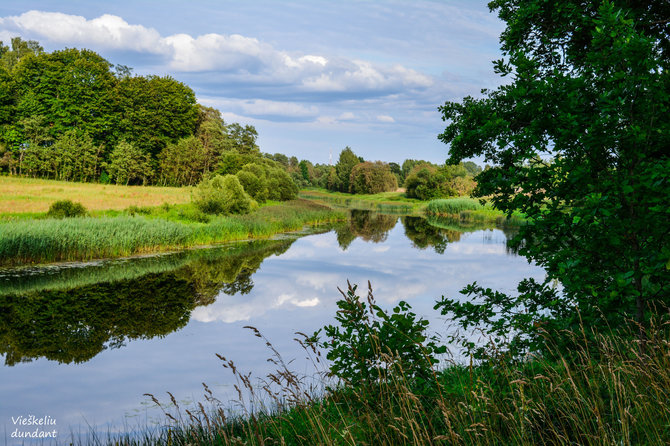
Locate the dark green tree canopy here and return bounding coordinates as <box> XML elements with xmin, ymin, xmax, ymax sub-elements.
<box><xmin>13</xmin><ymin>48</ymin><xmax>117</xmax><ymax>145</ymax></box>
<box><xmin>437</xmin><ymin>0</ymin><xmax>670</xmax><ymax>358</ymax></box>
<box><xmin>115</xmin><ymin>75</ymin><xmax>198</xmax><ymax>157</ymax></box>
<box><xmin>333</xmin><ymin>146</ymin><xmax>360</xmax><ymax>192</ymax></box>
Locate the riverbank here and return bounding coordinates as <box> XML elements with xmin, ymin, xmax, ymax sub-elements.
<box><xmin>91</xmin><ymin>319</ymin><xmax>670</xmax><ymax>446</ymax></box>
<box><xmin>299</xmin><ymin>188</ymin><xmax>526</xmax><ymax>225</ymax></box>
<box><xmin>0</xmin><ymin>199</ymin><xmax>345</xmax><ymax>266</ymax></box>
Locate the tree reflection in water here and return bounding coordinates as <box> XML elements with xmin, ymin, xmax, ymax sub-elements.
<box><xmin>335</xmin><ymin>210</ymin><xmax>398</xmax><ymax>250</ymax></box>
<box><xmin>0</xmin><ymin>239</ymin><xmax>295</xmax><ymax>366</ymax></box>
<box><xmin>0</xmin><ymin>212</ymin><xmax>521</xmax><ymax>366</ymax></box>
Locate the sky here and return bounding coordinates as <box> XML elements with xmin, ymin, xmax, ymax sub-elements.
<box><xmin>0</xmin><ymin>1</ymin><xmax>505</xmax><ymax>165</ymax></box>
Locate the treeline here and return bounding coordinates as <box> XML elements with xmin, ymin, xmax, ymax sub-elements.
<box><xmin>0</xmin><ymin>38</ymin><xmax>481</xmax><ymax>199</ymax></box>
<box><xmin>0</xmin><ymin>38</ymin><xmax>268</xmax><ymax>187</ymax></box>
<box><xmin>282</xmin><ymin>146</ymin><xmax>482</xmax><ymax>198</ymax></box>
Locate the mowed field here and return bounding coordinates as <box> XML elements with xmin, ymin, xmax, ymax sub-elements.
<box><xmin>0</xmin><ymin>176</ymin><xmax>192</xmax><ymax>214</ymax></box>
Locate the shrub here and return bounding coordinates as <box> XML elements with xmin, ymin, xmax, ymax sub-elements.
<box><xmin>314</xmin><ymin>281</ymin><xmax>445</xmax><ymax>389</ymax></box>
<box><xmin>193</xmin><ymin>174</ymin><xmax>256</xmax><ymax>215</ymax></box>
<box><xmin>236</xmin><ymin>169</ymin><xmax>267</xmax><ymax>202</ymax></box>
<box><xmin>267</xmin><ymin>168</ymin><xmax>298</xmax><ymax>201</ymax></box>
<box><xmin>46</xmin><ymin>200</ymin><xmax>88</xmax><ymax>219</ymax></box>
<box><xmin>349</xmin><ymin>161</ymin><xmax>398</xmax><ymax>194</ymax></box>
<box><xmin>404</xmin><ymin>165</ymin><xmax>442</xmax><ymax>200</ymax></box>
<box><xmin>405</xmin><ymin>164</ymin><xmax>476</xmax><ymax>200</ymax></box>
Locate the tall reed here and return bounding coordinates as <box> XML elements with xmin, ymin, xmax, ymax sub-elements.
<box><xmin>0</xmin><ymin>200</ymin><xmax>345</xmax><ymax>266</ymax></box>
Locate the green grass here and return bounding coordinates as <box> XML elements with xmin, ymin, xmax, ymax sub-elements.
<box><xmin>299</xmin><ymin>189</ymin><xmax>424</xmax><ymax>214</ymax></box>
<box><xmin>426</xmin><ymin>197</ymin><xmax>527</xmax><ymax>226</ymax></box>
<box><xmin>0</xmin><ymin>200</ymin><xmax>345</xmax><ymax>266</ymax></box>
<box><xmin>425</xmin><ymin>197</ymin><xmax>482</xmax><ymax>214</ymax></box>
<box><xmin>300</xmin><ymin>190</ymin><xmax>527</xmax><ymax>226</ymax></box>
<box><xmin>0</xmin><ymin>175</ymin><xmax>191</xmax><ymax>216</ymax></box>
<box><xmin>95</xmin><ymin>321</ymin><xmax>670</xmax><ymax>446</ymax></box>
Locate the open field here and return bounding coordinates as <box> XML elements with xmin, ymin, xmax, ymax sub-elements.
<box><xmin>0</xmin><ymin>176</ymin><xmax>191</xmax><ymax>215</ymax></box>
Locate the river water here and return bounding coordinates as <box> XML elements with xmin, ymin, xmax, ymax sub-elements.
<box><xmin>0</xmin><ymin>211</ymin><xmax>544</xmax><ymax>444</ymax></box>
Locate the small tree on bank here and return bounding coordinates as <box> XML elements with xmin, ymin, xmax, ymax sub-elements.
<box><xmin>106</xmin><ymin>140</ymin><xmax>154</xmax><ymax>185</ymax></box>
<box><xmin>193</xmin><ymin>174</ymin><xmax>256</xmax><ymax>215</ymax></box>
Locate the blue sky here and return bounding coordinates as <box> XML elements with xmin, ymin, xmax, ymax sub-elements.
<box><xmin>0</xmin><ymin>1</ymin><xmax>504</xmax><ymax>165</ymax></box>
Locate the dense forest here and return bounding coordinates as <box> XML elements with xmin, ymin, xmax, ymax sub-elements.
<box><xmin>0</xmin><ymin>37</ymin><xmax>481</xmax><ymax>200</ymax></box>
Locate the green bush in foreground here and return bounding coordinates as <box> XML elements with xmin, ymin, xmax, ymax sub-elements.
<box><xmin>46</xmin><ymin>200</ymin><xmax>88</xmax><ymax>219</ymax></box>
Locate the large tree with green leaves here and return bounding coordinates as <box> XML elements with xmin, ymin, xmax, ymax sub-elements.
<box><xmin>114</xmin><ymin>75</ymin><xmax>198</xmax><ymax>158</ymax></box>
<box><xmin>437</xmin><ymin>1</ymin><xmax>669</xmax><ymax>358</ymax></box>
<box><xmin>333</xmin><ymin>146</ymin><xmax>360</xmax><ymax>193</ymax></box>
<box><xmin>12</xmin><ymin>48</ymin><xmax>117</xmax><ymax>146</ymax></box>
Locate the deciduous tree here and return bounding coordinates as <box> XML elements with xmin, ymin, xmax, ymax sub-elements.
<box><xmin>437</xmin><ymin>0</ymin><xmax>670</xmax><ymax>358</ymax></box>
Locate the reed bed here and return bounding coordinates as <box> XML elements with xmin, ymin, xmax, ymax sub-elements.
<box><xmin>426</xmin><ymin>198</ymin><xmax>527</xmax><ymax>227</ymax></box>
<box><xmin>0</xmin><ymin>200</ymin><xmax>344</xmax><ymax>266</ymax></box>
<box><xmin>426</xmin><ymin>197</ymin><xmax>482</xmax><ymax>215</ymax></box>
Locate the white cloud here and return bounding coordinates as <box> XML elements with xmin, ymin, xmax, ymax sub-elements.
<box><xmin>377</xmin><ymin>115</ymin><xmax>395</xmax><ymax>123</ymax></box>
<box><xmin>0</xmin><ymin>10</ymin><xmax>433</xmax><ymax>95</ymax></box>
<box><xmin>201</xmin><ymin>98</ymin><xmax>318</xmax><ymax>119</ymax></box>
<box><xmin>0</xmin><ymin>11</ymin><xmax>168</xmax><ymax>53</ymax></box>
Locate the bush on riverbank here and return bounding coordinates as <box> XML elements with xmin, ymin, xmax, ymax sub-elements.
<box><xmin>46</xmin><ymin>200</ymin><xmax>88</xmax><ymax>218</ymax></box>
<box><xmin>193</xmin><ymin>174</ymin><xmax>257</xmax><ymax>215</ymax></box>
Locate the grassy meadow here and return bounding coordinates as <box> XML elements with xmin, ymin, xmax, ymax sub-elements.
<box><xmin>0</xmin><ymin>176</ymin><xmax>191</xmax><ymax>218</ymax></box>
<box><xmin>0</xmin><ymin>177</ymin><xmax>346</xmax><ymax>266</ymax></box>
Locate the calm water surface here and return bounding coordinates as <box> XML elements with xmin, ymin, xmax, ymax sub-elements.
<box><xmin>0</xmin><ymin>212</ymin><xmax>544</xmax><ymax>444</ymax></box>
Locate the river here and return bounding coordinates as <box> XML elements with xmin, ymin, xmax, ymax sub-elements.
<box><xmin>0</xmin><ymin>211</ymin><xmax>544</xmax><ymax>444</ymax></box>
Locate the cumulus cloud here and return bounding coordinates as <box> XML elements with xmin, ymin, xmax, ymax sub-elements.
<box><xmin>0</xmin><ymin>11</ymin><xmax>168</xmax><ymax>53</ymax></box>
<box><xmin>0</xmin><ymin>10</ymin><xmax>434</xmax><ymax>96</ymax></box>
<box><xmin>377</xmin><ymin>115</ymin><xmax>395</xmax><ymax>123</ymax></box>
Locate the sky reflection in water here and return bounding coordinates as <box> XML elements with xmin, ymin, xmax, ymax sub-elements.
<box><xmin>0</xmin><ymin>215</ymin><xmax>543</xmax><ymax>443</ymax></box>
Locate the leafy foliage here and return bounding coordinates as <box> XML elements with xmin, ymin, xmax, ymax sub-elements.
<box><xmin>193</xmin><ymin>174</ymin><xmax>256</xmax><ymax>215</ymax></box>
<box><xmin>349</xmin><ymin>161</ymin><xmax>398</xmax><ymax>194</ymax></box>
<box><xmin>404</xmin><ymin>164</ymin><xmax>475</xmax><ymax>200</ymax></box>
<box><xmin>331</xmin><ymin>147</ymin><xmax>360</xmax><ymax>193</ymax></box>
<box><xmin>314</xmin><ymin>282</ymin><xmax>445</xmax><ymax>388</ymax></box>
<box><xmin>46</xmin><ymin>200</ymin><xmax>88</xmax><ymax>219</ymax></box>
<box><xmin>106</xmin><ymin>140</ymin><xmax>154</xmax><ymax>185</ymax></box>
<box><xmin>437</xmin><ymin>0</ymin><xmax>670</xmax><ymax>357</ymax></box>
<box><xmin>158</xmin><ymin>136</ymin><xmax>206</xmax><ymax>186</ymax></box>
<box><xmin>0</xmin><ymin>39</ymin><xmax>269</xmax><ymax>186</ymax></box>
